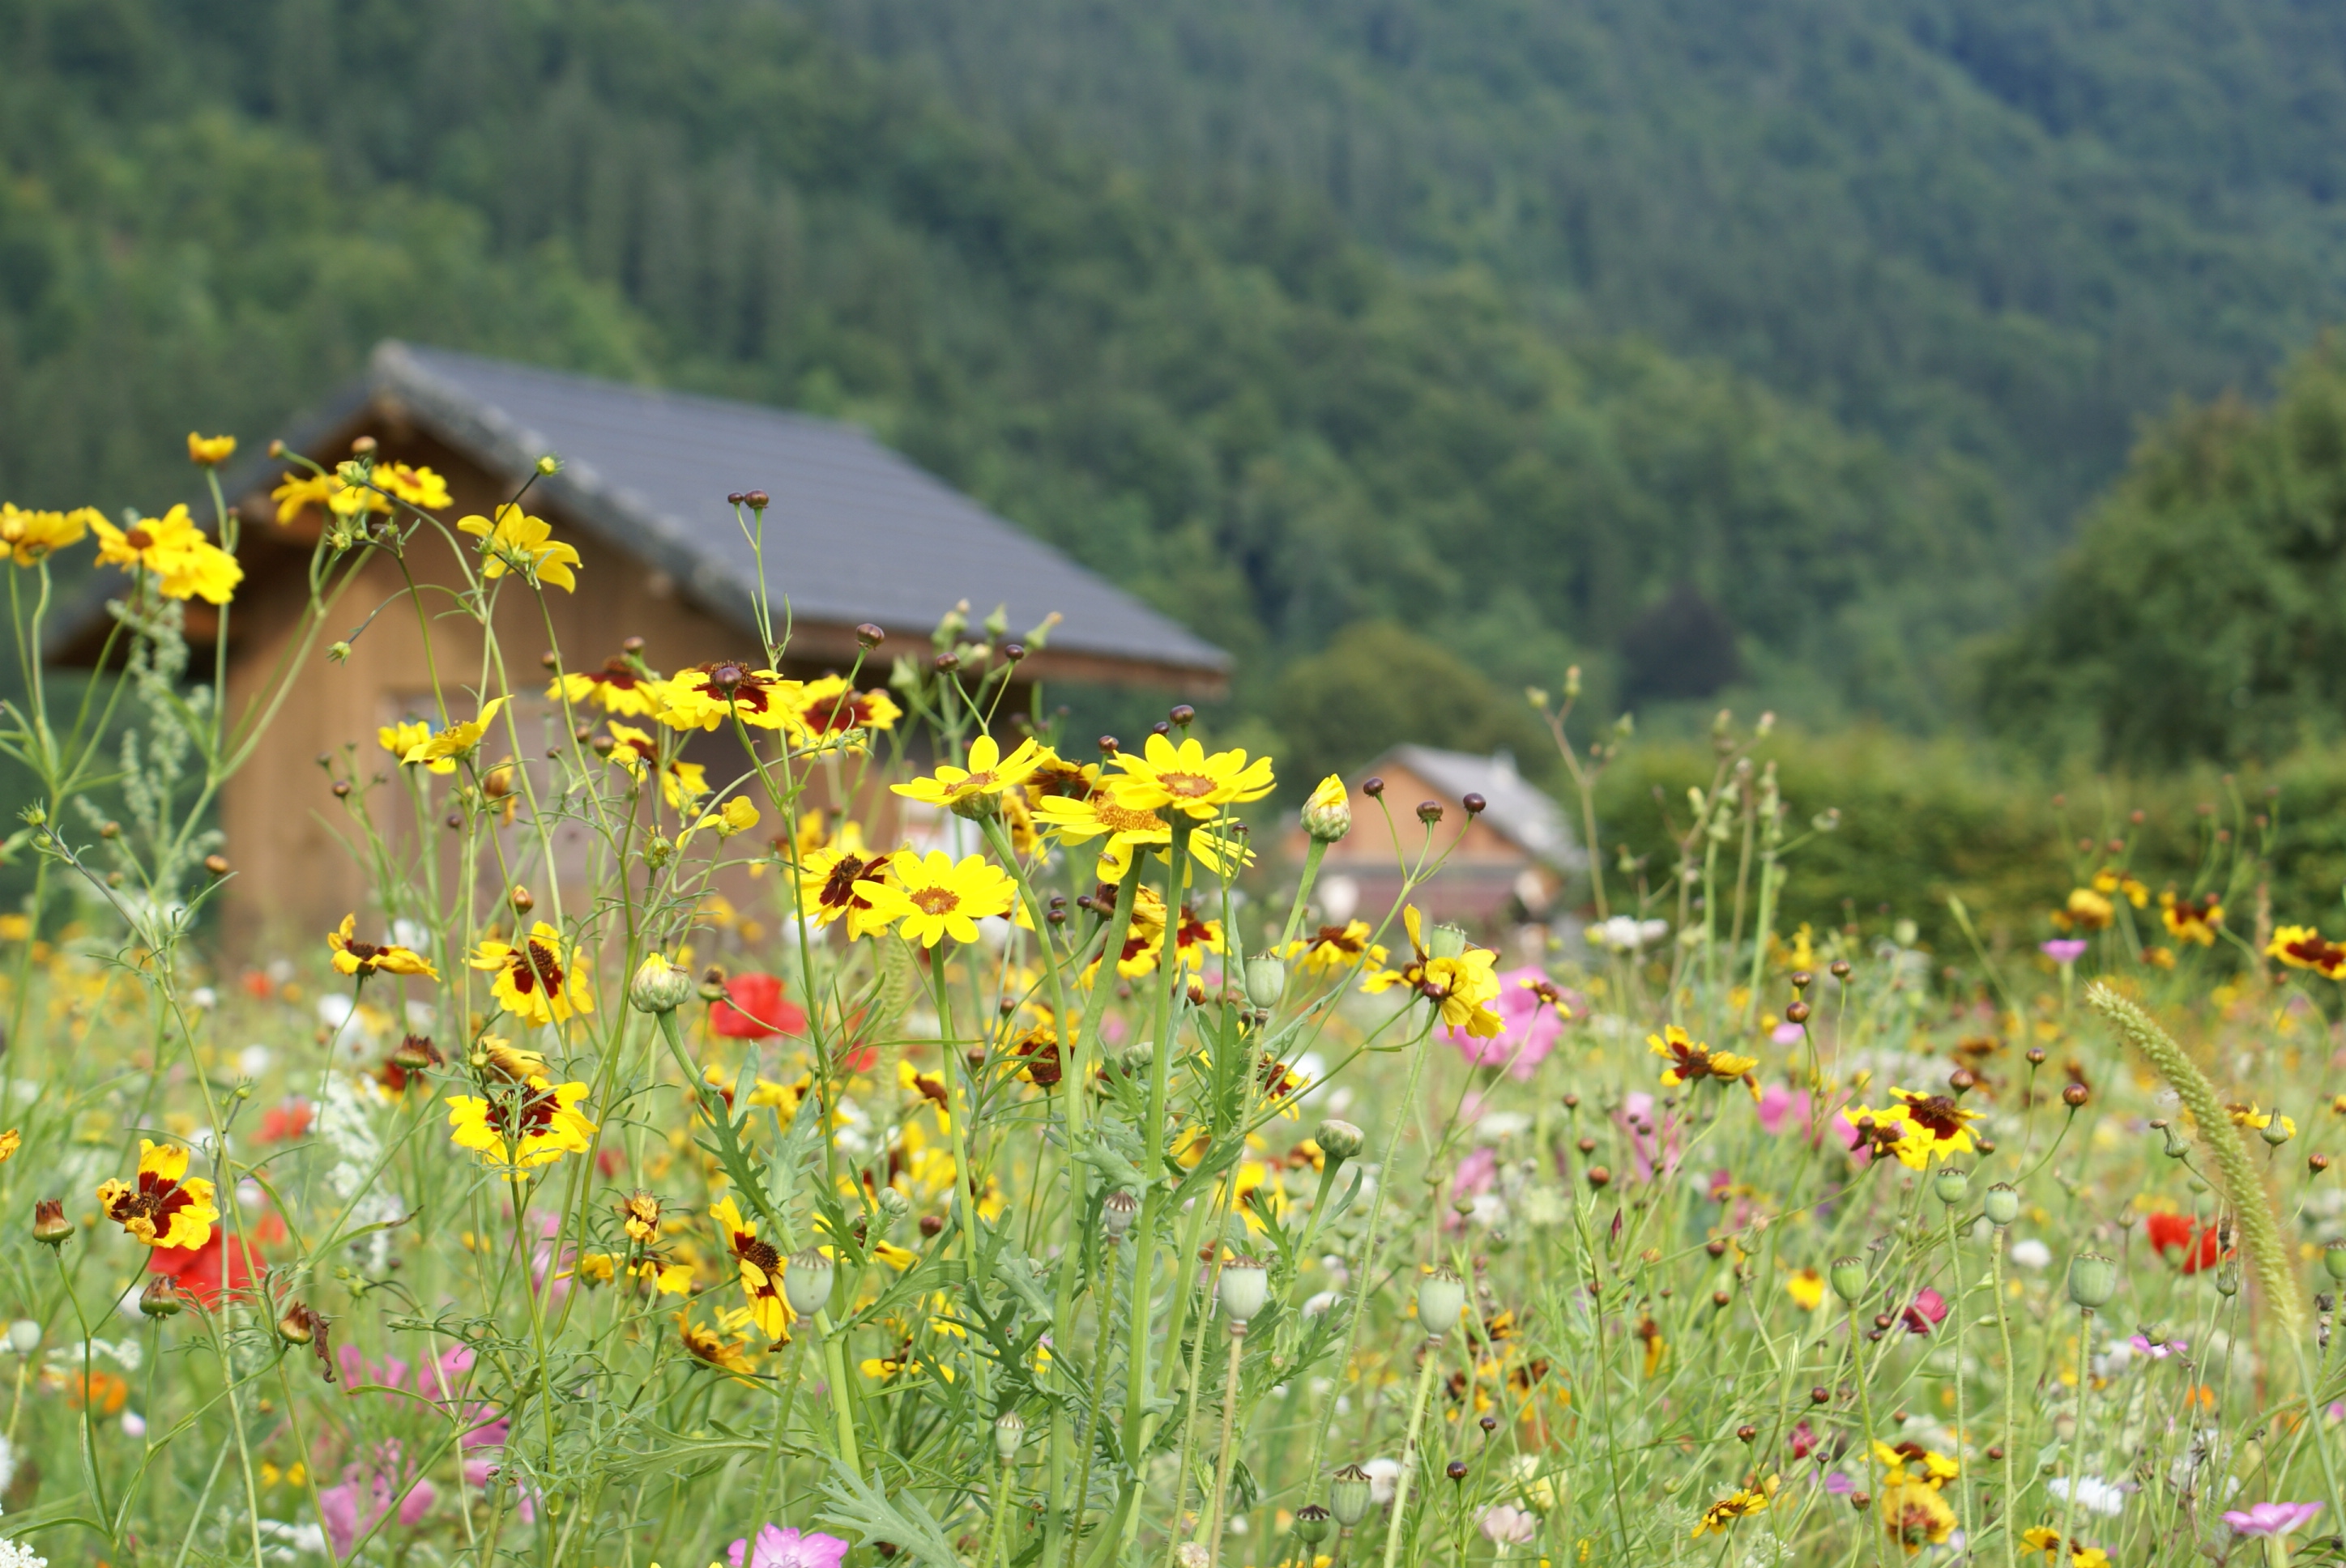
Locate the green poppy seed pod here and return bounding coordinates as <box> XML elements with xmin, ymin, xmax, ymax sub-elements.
<box><xmin>1932</xmin><ymin>1167</ymin><xmax>1970</xmax><ymax>1208</ymax></box>
<box><xmin>1982</xmin><ymin>1184</ymin><xmax>2020</xmax><ymax>1228</ymax></box>
<box><xmin>1245</xmin><ymin>955</ymin><xmax>1288</xmax><ymax>1010</ymax></box>
<box><xmin>1302</xmin><ymin>775</ymin><xmax>1352</xmax><ymax>844</ymax></box>
<box><xmin>1315</xmin><ymin>1119</ymin><xmax>1365</xmax><ymax>1164</ymax></box>
<box><xmin>993</xmin><ymin>1409</ymin><xmax>1026</xmax><ymax>1462</ymax></box>
<box><xmin>1293</xmin><ymin>1504</ymin><xmax>1333</xmax><ymax>1545</ymax></box>
<box><xmin>628</xmin><ymin>954</ymin><xmax>695</xmax><ymax>1014</ymax></box>
<box><xmin>1101</xmin><ymin>1187</ymin><xmax>1141</xmax><ymax>1242</ymax></box>
<box><xmin>1328</xmin><ymin>1465</ymin><xmax>1375</xmax><ymax>1528</ymax></box>
<box><xmin>1428</xmin><ymin>924</ymin><xmax>1469</xmax><ymax>960</ymax></box>
<box><xmin>2216</xmin><ymin>1261</ymin><xmax>2241</xmax><ymax>1297</ymax></box>
<box><xmin>1828</xmin><ymin>1256</ymin><xmax>1866</xmax><ymax>1306</ymax></box>
<box><xmin>139</xmin><ymin>1276</ymin><xmax>185</xmax><ymax>1319</ymax></box>
<box><xmin>783</xmin><ymin>1248</ymin><xmax>835</xmax><ymax>1319</ymax></box>
<box><xmin>2325</xmin><ymin>1242</ymin><xmax>2346</xmax><ymax>1284</ymax></box>
<box><xmin>1417</xmin><ymin>1264</ymin><xmax>1467</xmax><ymax>1336</ymax></box>
<box><xmin>1218</xmin><ymin>1256</ymin><xmax>1270</xmax><ymax>1326</ymax></box>
<box><xmin>2067</xmin><ymin>1251</ymin><xmax>2118</xmax><ymax>1310</ymax></box>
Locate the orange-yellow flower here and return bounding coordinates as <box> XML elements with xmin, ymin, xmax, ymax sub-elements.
<box><xmin>1106</xmin><ymin>732</ymin><xmax>1274</xmax><ymax>820</ymax></box>
<box><xmin>444</xmin><ymin>1076</ymin><xmax>595</xmax><ymax>1173</ymax></box>
<box><xmin>468</xmin><ymin>921</ymin><xmax>595</xmax><ymax>1026</ymax></box>
<box><xmin>97</xmin><ymin>1140</ymin><xmax>219</xmax><ymax>1250</ymax></box>
<box><xmin>326</xmin><ymin>914</ymin><xmax>438</xmax><ymax>979</ymax></box>
<box><xmin>459</xmin><ymin>505</ymin><xmax>580</xmax><ymax>590</ymax></box>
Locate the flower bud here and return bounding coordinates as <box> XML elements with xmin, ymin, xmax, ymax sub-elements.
<box><xmin>1932</xmin><ymin>1167</ymin><xmax>1969</xmax><ymax>1208</ymax></box>
<box><xmin>1828</xmin><ymin>1256</ymin><xmax>1866</xmax><ymax>1306</ymax></box>
<box><xmin>1417</xmin><ymin>1265</ymin><xmax>1467</xmax><ymax>1336</ymax></box>
<box><xmin>1101</xmin><ymin>1188</ymin><xmax>1141</xmax><ymax>1241</ymax></box>
<box><xmin>32</xmin><ymin>1198</ymin><xmax>69</xmax><ymax>1247</ymax></box>
<box><xmin>2216</xmin><ymin>1261</ymin><xmax>2241</xmax><ymax>1297</ymax></box>
<box><xmin>277</xmin><ymin>1302</ymin><xmax>322</xmax><ymax>1345</ymax></box>
<box><xmin>628</xmin><ymin>954</ymin><xmax>695</xmax><ymax>1014</ymax></box>
<box><xmin>2262</xmin><ymin>1116</ymin><xmax>2293</xmax><ymax>1147</ymax></box>
<box><xmin>1293</xmin><ymin>1504</ymin><xmax>1332</xmax><ymax>1545</ymax></box>
<box><xmin>1301</xmin><ymin>775</ymin><xmax>1352</xmax><ymax>844</ymax></box>
<box><xmin>950</xmin><ymin>790</ymin><xmax>1002</xmax><ymax>822</ymax></box>
<box><xmin>877</xmin><ymin>1186</ymin><xmax>911</xmax><ymax>1221</ymax></box>
<box><xmin>1328</xmin><ymin>1464</ymin><xmax>1375</xmax><ymax>1527</ymax></box>
<box><xmin>4</xmin><ymin>1321</ymin><xmax>34</xmax><ymax>1356</ymax></box>
<box><xmin>1244</xmin><ymin>955</ymin><xmax>1287</xmax><ymax>1010</ymax></box>
<box><xmin>2067</xmin><ymin>1251</ymin><xmax>2118</xmax><ymax>1310</ymax></box>
<box><xmin>1315</xmin><ymin>1119</ymin><xmax>1365</xmax><ymax>1164</ymax></box>
<box><xmin>1428</xmin><ymin>924</ymin><xmax>1469</xmax><ymax>961</ymax></box>
<box><xmin>1218</xmin><ymin>1256</ymin><xmax>1269</xmax><ymax>1326</ymax></box>
<box><xmin>784</xmin><ymin>1248</ymin><xmax>835</xmax><ymax>1319</ymax></box>
<box><xmin>391</xmin><ymin>1033</ymin><xmax>443</xmax><ymax>1072</ymax></box>
<box><xmin>139</xmin><ymin>1276</ymin><xmax>185</xmax><ymax>1318</ymax></box>
<box><xmin>1982</xmin><ymin>1183</ymin><xmax>2020</xmax><ymax>1227</ymax></box>
<box><xmin>2325</xmin><ymin>1242</ymin><xmax>2346</xmax><ymax>1284</ymax></box>
<box><xmin>993</xmin><ymin>1409</ymin><xmax>1026</xmax><ymax>1461</ymax></box>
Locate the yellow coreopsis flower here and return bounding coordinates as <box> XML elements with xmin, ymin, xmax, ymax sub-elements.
<box><xmin>326</xmin><ymin>914</ymin><xmax>439</xmax><ymax>980</ymax></box>
<box><xmin>552</xmin><ymin>656</ymin><xmax>666</xmax><ymax>716</ymax></box>
<box><xmin>680</xmin><ymin>1310</ymin><xmax>762</xmax><ymax>1377</ymax></box>
<box><xmin>2270</xmin><ymin>925</ymin><xmax>2346</xmax><ymax>978</ymax></box>
<box><xmin>467</xmin><ymin>919</ymin><xmax>595</xmax><ymax>1026</ymax></box>
<box><xmin>92</xmin><ymin>505</ymin><xmax>242</xmax><ymax>604</ymax></box>
<box><xmin>445</xmin><ymin>1075</ymin><xmax>595</xmax><ymax>1173</ymax></box>
<box><xmin>1284</xmin><ymin>919</ymin><xmax>1389</xmax><ymax>974</ymax></box>
<box><xmin>1362</xmin><ymin>906</ymin><xmax>1504</xmax><ymax>1037</ymax></box>
<box><xmin>1646</xmin><ymin>1025</ymin><xmax>1758</xmax><ymax>1089</ymax></box>
<box><xmin>1031</xmin><ymin>785</ymin><xmax>1252</xmax><ymax>873</ymax></box>
<box><xmin>377</xmin><ymin>718</ymin><xmax>455</xmax><ymax>775</ymax></box>
<box><xmin>186</xmin><ymin>432</ymin><xmax>237</xmax><ymax>467</ymax></box>
<box><xmin>2229</xmin><ymin>1102</ymin><xmax>2297</xmax><ymax>1140</ymax></box>
<box><xmin>1107</xmin><ymin>731</ymin><xmax>1275</xmax><ymax>820</ymax></box>
<box><xmin>604</xmin><ymin>721</ymin><xmax>708</xmax><ymax>808</ymax></box>
<box><xmin>855</xmin><ymin>850</ymin><xmax>1017</xmax><ymax>947</ymax></box>
<box><xmin>401</xmin><ymin>695</ymin><xmax>509</xmax><ymax>769</ymax></box>
<box><xmin>891</xmin><ymin>733</ymin><xmax>1047</xmax><ymax>815</ymax></box>
<box><xmin>796</xmin><ymin>675</ymin><xmax>902</xmax><ymax>739</ymax></box>
<box><xmin>1785</xmin><ymin>1269</ymin><xmax>1825</xmax><ymax>1311</ymax></box>
<box><xmin>653</xmin><ymin>662</ymin><xmax>804</xmax><ymax>733</ymax></box>
<box><xmin>709</xmin><ymin>1195</ymin><xmax>791</xmax><ymax>1341</ymax></box>
<box><xmin>1884</xmin><ymin>1087</ymin><xmax>1982</xmax><ymax>1165</ymax></box>
<box><xmin>374</xmin><ymin>462</ymin><xmax>450</xmax><ymax>509</ymax></box>
<box><xmin>620</xmin><ymin>1190</ymin><xmax>663</xmax><ymax>1246</ymax></box>
<box><xmin>794</xmin><ymin>826</ymin><xmax>895</xmax><ymax>938</ymax></box>
<box><xmin>0</xmin><ymin>503</ymin><xmax>96</xmax><ymax>566</ymax></box>
<box><xmin>686</xmin><ymin>795</ymin><xmax>760</xmax><ymax>842</ymax></box>
<box><xmin>2160</xmin><ymin>889</ymin><xmax>2222</xmax><ymax>945</ymax></box>
<box><xmin>1877</xmin><ymin>1472</ymin><xmax>1957</xmax><ymax>1553</ymax></box>
<box><xmin>1690</xmin><ymin>1475</ymin><xmax>1777</xmax><ymax>1537</ymax></box>
<box><xmin>96</xmin><ymin>1140</ymin><xmax>219</xmax><ymax>1250</ymax></box>
<box><xmin>459</xmin><ymin>505</ymin><xmax>581</xmax><ymax>590</ymax></box>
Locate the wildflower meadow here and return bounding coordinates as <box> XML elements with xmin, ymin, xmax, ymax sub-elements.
<box><xmin>0</xmin><ymin>433</ymin><xmax>2344</xmax><ymax>1568</ymax></box>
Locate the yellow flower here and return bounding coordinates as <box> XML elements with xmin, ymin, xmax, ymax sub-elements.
<box><xmin>1691</xmin><ymin>1475</ymin><xmax>1777</xmax><ymax>1536</ymax></box>
<box><xmin>96</xmin><ymin>1140</ymin><xmax>218</xmax><ymax>1250</ymax></box>
<box><xmin>709</xmin><ymin>1195</ymin><xmax>791</xmax><ymax>1341</ymax></box>
<box><xmin>891</xmin><ymin>733</ymin><xmax>1047</xmax><ymax>815</ymax></box>
<box><xmin>687</xmin><ymin>795</ymin><xmax>761</xmax><ymax>841</ymax></box>
<box><xmin>0</xmin><ymin>504</ymin><xmax>95</xmax><ymax>567</ymax></box>
<box><xmin>0</xmin><ymin>1129</ymin><xmax>17</xmax><ymax>1164</ymax></box>
<box><xmin>92</xmin><ymin>505</ymin><xmax>242</xmax><ymax>604</ymax></box>
<box><xmin>1030</xmin><ymin>786</ymin><xmax>1251</xmax><ymax>873</ymax></box>
<box><xmin>374</xmin><ymin>462</ymin><xmax>450</xmax><ymax>509</ymax></box>
<box><xmin>620</xmin><ymin>1190</ymin><xmax>663</xmax><ymax>1246</ymax></box>
<box><xmin>654</xmin><ymin>663</ymin><xmax>804</xmax><ymax>733</ymax></box>
<box><xmin>1883</xmin><ymin>1088</ymin><xmax>1982</xmax><ymax>1166</ymax></box>
<box><xmin>1363</xmin><ymin>907</ymin><xmax>1505</xmax><ymax>1037</ymax></box>
<box><xmin>376</xmin><ymin>718</ymin><xmax>454</xmax><ymax>775</ymax></box>
<box><xmin>326</xmin><ymin>914</ymin><xmax>439</xmax><ymax>979</ymax></box>
<box><xmin>605</xmin><ymin>721</ymin><xmax>708</xmax><ymax>808</ymax></box>
<box><xmin>467</xmin><ymin>919</ymin><xmax>595</xmax><ymax>1026</ymax></box>
<box><xmin>678</xmin><ymin>1310</ymin><xmax>761</xmax><ymax>1378</ymax></box>
<box><xmin>1785</xmin><ymin>1269</ymin><xmax>1824</xmax><ymax>1311</ymax></box>
<box><xmin>2271</xmin><ymin>925</ymin><xmax>2346</xmax><ymax>979</ymax></box>
<box><xmin>552</xmin><ymin>657</ymin><xmax>666</xmax><ymax>716</ymax></box>
<box><xmin>855</xmin><ymin>850</ymin><xmax>1017</xmax><ymax>948</ymax></box>
<box><xmin>796</xmin><ymin>675</ymin><xmax>903</xmax><ymax>739</ymax></box>
<box><xmin>444</xmin><ymin>1076</ymin><xmax>595</xmax><ymax>1173</ymax></box>
<box><xmin>638</xmin><ymin>1259</ymin><xmax>694</xmax><ymax>1295</ymax></box>
<box><xmin>2021</xmin><ymin>1530</ymin><xmax>2106</xmax><ymax>1568</ymax></box>
<box><xmin>459</xmin><ymin>505</ymin><xmax>581</xmax><ymax>590</ymax></box>
<box><xmin>860</xmin><ymin>1349</ymin><xmax>953</xmax><ymax>1383</ymax></box>
<box><xmin>1644</xmin><ymin>1025</ymin><xmax>1757</xmax><ymax>1089</ymax></box>
<box><xmin>1106</xmin><ymin>731</ymin><xmax>1275</xmax><ymax>820</ymax></box>
<box><xmin>1284</xmin><ymin>920</ymin><xmax>1388</xmax><ymax>975</ymax></box>
<box><xmin>186</xmin><ymin>432</ymin><xmax>237</xmax><ymax>467</ymax></box>
<box><xmin>1878</xmin><ymin>1473</ymin><xmax>1956</xmax><ymax>1553</ymax></box>
<box><xmin>2229</xmin><ymin>1102</ymin><xmax>2297</xmax><ymax>1140</ymax></box>
<box><xmin>2160</xmin><ymin>889</ymin><xmax>2222</xmax><ymax>945</ymax></box>
<box><xmin>401</xmin><ymin>696</ymin><xmax>510</xmax><ymax>769</ymax></box>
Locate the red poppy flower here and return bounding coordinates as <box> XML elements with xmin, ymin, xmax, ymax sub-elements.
<box><xmin>257</xmin><ymin>1098</ymin><xmax>314</xmax><ymax>1143</ymax></box>
<box><xmin>150</xmin><ymin>1229</ymin><xmax>264</xmax><ymax>1309</ymax></box>
<box><xmin>710</xmin><ymin>974</ymin><xmax>807</xmax><ymax>1039</ymax></box>
<box><xmin>2146</xmin><ymin>1211</ymin><xmax>2225</xmax><ymax>1272</ymax></box>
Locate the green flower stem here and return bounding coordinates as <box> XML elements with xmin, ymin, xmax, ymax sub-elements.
<box><xmin>1847</xmin><ymin>1301</ymin><xmax>1887</xmax><ymax>1568</ymax></box>
<box><xmin>1994</xmin><ymin>1231</ymin><xmax>2019</xmax><ymax>1568</ymax></box>
<box><xmin>986</xmin><ymin>1453</ymin><xmax>1017</xmax><ymax>1568</ymax></box>
<box><xmin>1380</xmin><ymin>1330</ymin><xmax>1448</xmax><ymax>1568</ymax></box>
<box><xmin>1278</xmin><ymin>837</ymin><xmax>1330</xmax><ymax>951</ymax></box>
<box><xmin>1064</xmin><ymin>1246</ymin><xmax>1117</xmax><ymax>1568</ymax></box>
<box><xmin>2059</xmin><ymin>1308</ymin><xmax>2091</xmax><ymax>1564</ymax></box>
<box><xmin>1944</xmin><ymin>1200</ymin><xmax>1972</xmax><ymax>1549</ymax></box>
<box><xmin>1205</xmin><ymin>1324</ymin><xmax>1247</xmax><ymax>1568</ymax></box>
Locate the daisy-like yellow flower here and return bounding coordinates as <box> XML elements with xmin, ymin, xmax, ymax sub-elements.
<box><xmin>709</xmin><ymin>1195</ymin><xmax>791</xmax><ymax>1340</ymax></box>
<box><xmin>402</xmin><ymin>696</ymin><xmax>509</xmax><ymax>769</ymax></box>
<box><xmin>794</xmin><ymin>825</ymin><xmax>895</xmax><ymax>938</ymax></box>
<box><xmin>654</xmin><ymin>662</ymin><xmax>804</xmax><ymax>733</ymax></box>
<box><xmin>467</xmin><ymin>920</ymin><xmax>595</xmax><ymax>1026</ymax></box>
<box><xmin>374</xmin><ymin>462</ymin><xmax>450</xmax><ymax>509</ymax></box>
<box><xmin>685</xmin><ymin>795</ymin><xmax>760</xmax><ymax>842</ymax></box>
<box><xmin>1690</xmin><ymin>1475</ymin><xmax>1777</xmax><ymax>1537</ymax></box>
<box><xmin>2092</xmin><ymin>867</ymin><xmax>2149</xmax><ymax>908</ymax></box>
<box><xmin>97</xmin><ymin>1140</ymin><xmax>219</xmax><ymax>1250</ymax></box>
<box><xmin>619</xmin><ymin>1190</ymin><xmax>663</xmax><ymax>1246</ymax></box>
<box><xmin>1363</xmin><ymin>906</ymin><xmax>1504</xmax><ymax>1037</ymax></box>
<box><xmin>2022</xmin><ymin>1528</ymin><xmax>2109</xmax><ymax>1567</ymax></box>
<box><xmin>1884</xmin><ymin>1088</ymin><xmax>1981</xmax><ymax>1165</ymax></box>
<box><xmin>270</xmin><ymin>462</ymin><xmax>447</xmax><ymax>521</ymax></box>
<box><xmin>92</xmin><ymin>505</ymin><xmax>242</xmax><ymax>604</ymax></box>
<box><xmin>796</xmin><ymin>675</ymin><xmax>902</xmax><ymax>738</ymax></box>
<box><xmin>1785</xmin><ymin>1269</ymin><xmax>1825</xmax><ymax>1311</ymax></box>
<box><xmin>0</xmin><ymin>1129</ymin><xmax>18</xmax><ymax>1164</ymax></box>
<box><xmin>855</xmin><ymin>850</ymin><xmax>1017</xmax><ymax>947</ymax></box>
<box><xmin>1106</xmin><ymin>731</ymin><xmax>1275</xmax><ymax>820</ymax></box>
<box><xmin>186</xmin><ymin>432</ymin><xmax>237</xmax><ymax>467</ymax></box>
<box><xmin>479</xmin><ymin>1035</ymin><xmax>547</xmax><ymax>1083</ymax></box>
<box><xmin>377</xmin><ymin>718</ymin><xmax>455</xmax><ymax>775</ymax></box>
<box><xmin>604</xmin><ymin>722</ymin><xmax>708</xmax><ymax>808</ymax></box>
<box><xmin>1284</xmin><ymin>920</ymin><xmax>1389</xmax><ymax>975</ymax></box>
<box><xmin>1877</xmin><ymin>1471</ymin><xmax>1957</xmax><ymax>1553</ymax></box>
<box><xmin>444</xmin><ymin>1076</ymin><xmax>595</xmax><ymax>1173</ymax></box>
<box><xmin>1644</xmin><ymin>1025</ymin><xmax>1757</xmax><ymax>1089</ymax></box>
<box><xmin>0</xmin><ymin>504</ymin><xmax>96</xmax><ymax>567</ymax></box>
<box><xmin>326</xmin><ymin>914</ymin><xmax>439</xmax><ymax>979</ymax></box>
<box><xmin>678</xmin><ymin>1309</ymin><xmax>761</xmax><ymax>1377</ymax></box>
<box><xmin>459</xmin><ymin>505</ymin><xmax>581</xmax><ymax>590</ymax></box>
<box><xmin>2160</xmin><ymin>889</ymin><xmax>2222</xmax><ymax>945</ymax></box>
<box><xmin>551</xmin><ymin>656</ymin><xmax>666</xmax><ymax>716</ymax></box>
<box><xmin>2050</xmin><ymin>887</ymin><xmax>2114</xmax><ymax>934</ymax></box>
<box><xmin>891</xmin><ymin>733</ymin><xmax>1047</xmax><ymax>817</ymax></box>
<box><xmin>1030</xmin><ymin>786</ymin><xmax>1252</xmax><ymax>873</ymax></box>
<box><xmin>860</xmin><ymin>1347</ymin><xmax>954</xmax><ymax>1383</ymax></box>
<box><xmin>2269</xmin><ymin>924</ymin><xmax>2346</xmax><ymax>979</ymax></box>
<box><xmin>1840</xmin><ymin>1102</ymin><xmax>1915</xmax><ymax>1165</ymax></box>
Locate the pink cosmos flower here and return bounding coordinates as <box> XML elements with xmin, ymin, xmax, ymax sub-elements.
<box><xmin>729</xmin><ymin>1525</ymin><xmax>853</xmax><ymax>1568</ymax></box>
<box><xmin>1756</xmin><ymin>1084</ymin><xmax>1812</xmax><ymax>1137</ymax></box>
<box><xmin>2041</xmin><ymin>939</ymin><xmax>2088</xmax><ymax>965</ymax></box>
<box><xmin>1479</xmin><ymin>1504</ymin><xmax>1538</xmax><ymax>1545</ymax></box>
<box><xmin>2224</xmin><ymin>1502</ymin><xmax>2322</xmax><ymax>1538</ymax></box>
<box><xmin>318</xmin><ymin>1443</ymin><xmax>436</xmax><ymax>1556</ymax></box>
<box><xmin>1900</xmin><ymin>1287</ymin><xmax>1947</xmax><ymax>1336</ymax></box>
<box><xmin>1770</xmin><ymin>1020</ymin><xmax>1805</xmax><ymax>1046</ymax></box>
<box><xmin>2127</xmin><ymin>1333</ymin><xmax>2186</xmax><ymax>1359</ymax></box>
<box><xmin>1443</xmin><ymin>968</ymin><xmax>1568</xmax><ymax>1080</ymax></box>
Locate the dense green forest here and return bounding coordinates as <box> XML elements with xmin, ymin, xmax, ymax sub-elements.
<box><xmin>4</xmin><ymin>0</ymin><xmax>2346</xmax><ymax>770</ymax></box>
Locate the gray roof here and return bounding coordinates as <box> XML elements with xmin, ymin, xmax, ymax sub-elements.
<box><xmin>1379</xmin><ymin>746</ymin><xmax>1581</xmax><ymax>867</ymax></box>
<box><xmin>339</xmin><ymin>342</ymin><xmax>1228</xmax><ymax>674</ymax></box>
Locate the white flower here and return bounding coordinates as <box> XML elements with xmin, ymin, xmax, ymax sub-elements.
<box><xmin>189</xmin><ymin>986</ymin><xmax>217</xmax><ymax>1009</ymax></box>
<box><xmin>1589</xmin><ymin>916</ymin><xmax>1670</xmax><ymax>955</ymax></box>
<box><xmin>0</xmin><ymin>1435</ymin><xmax>15</xmax><ymax>1493</ymax></box>
<box><xmin>1480</xmin><ymin>1112</ymin><xmax>1533</xmax><ymax>1141</ymax></box>
<box><xmin>1303</xmin><ymin>1290</ymin><xmax>1341</xmax><ymax>1316</ymax></box>
<box><xmin>1480</xmin><ymin>1504</ymin><xmax>1538</xmax><ymax>1545</ymax></box>
<box><xmin>2046</xmin><ymin>1476</ymin><xmax>2129</xmax><ymax>1516</ymax></box>
<box><xmin>2009</xmin><ymin>1238</ymin><xmax>2052</xmax><ymax>1270</ymax></box>
<box><xmin>237</xmin><ymin>1044</ymin><xmax>271</xmax><ymax>1078</ymax></box>
<box><xmin>1361</xmin><ymin>1456</ymin><xmax>1402</xmax><ymax>1504</ymax></box>
<box><xmin>0</xmin><ymin>1533</ymin><xmax>46</xmax><ymax>1568</ymax></box>
<box><xmin>121</xmin><ymin>1410</ymin><xmax>146</xmax><ymax>1438</ymax></box>
<box><xmin>319</xmin><ymin>1072</ymin><xmax>403</xmax><ymax>1270</ymax></box>
<box><xmin>391</xmin><ymin>918</ymin><xmax>429</xmax><ymax>951</ymax></box>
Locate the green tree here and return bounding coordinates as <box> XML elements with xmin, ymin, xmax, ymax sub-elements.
<box><xmin>1265</xmin><ymin>621</ymin><xmax>1550</xmax><ymax>791</ymax></box>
